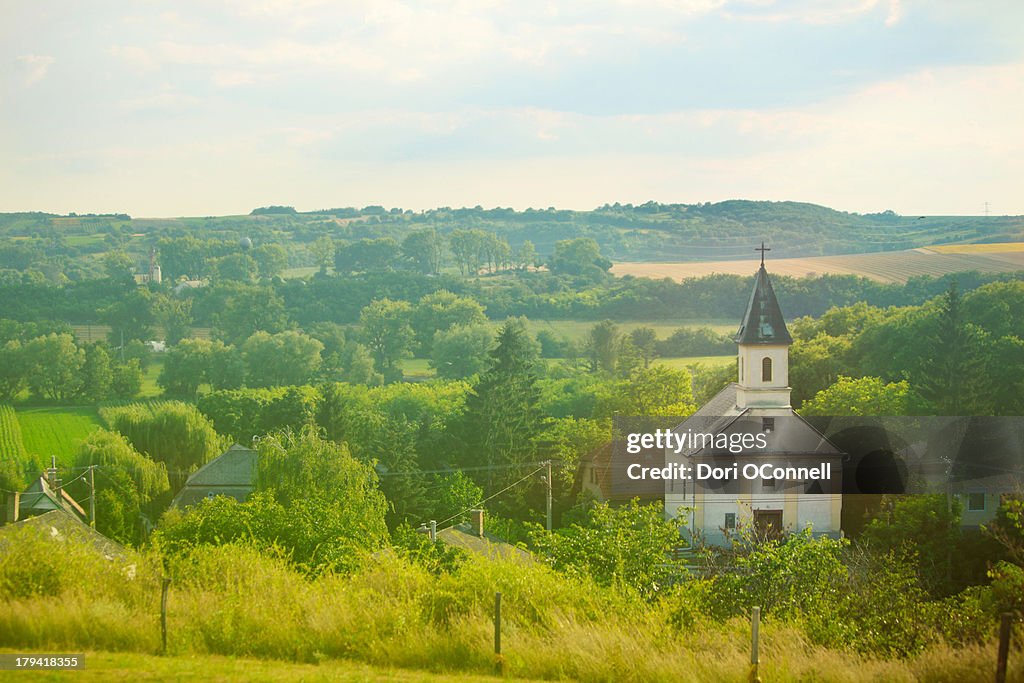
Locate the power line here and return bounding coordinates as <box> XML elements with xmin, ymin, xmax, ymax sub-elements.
<box><xmin>434</xmin><ymin>465</ymin><xmax>546</xmax><ymax>530</ymax></box>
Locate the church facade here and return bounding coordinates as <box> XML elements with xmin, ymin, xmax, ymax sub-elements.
<box><xmin>664</xmin><ymin>258</ymin><xmax>844</xmax><ymax>546</ymax></box>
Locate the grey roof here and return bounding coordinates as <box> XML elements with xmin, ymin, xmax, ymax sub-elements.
<box><xmin>0</xmin><ymin>509</ymin><xmax>125</xmax><ymax>560</ymax></box>
<box><xmin>171</xmin><ymin>444</ymin><xmax>256</xmax><ymax>509</ymax></box>
<box><xmin>436</xmin><ymin>523</ymin><xmax>534</xmax><ymax>563</ymax></box>
<box><xmin>672</xmin><ymin>384</ymin><xmax>842</xmax><ymax>458</ymax></box>
<box><xmin>734</xmin><ymin>265</ymin><xmax>793</xmax><ymax>345</ymax></box>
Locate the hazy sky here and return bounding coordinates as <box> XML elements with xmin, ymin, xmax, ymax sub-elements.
<box><xmin>2</xmin><ymin>0</ymin><xmax>1022</xmax><ymax>217</ymax></box>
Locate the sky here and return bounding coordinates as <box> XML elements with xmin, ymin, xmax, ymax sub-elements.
<box><xmin>1</xmin><ymin>0</ymin><xmax>1022</xmax><ymax>217</ymax></box>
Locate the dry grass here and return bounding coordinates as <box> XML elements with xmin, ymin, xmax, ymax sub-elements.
<box><xmin>2</xmin><ymin>531</ymin><xmax>1021</xmax><ymax>683</ymax></box>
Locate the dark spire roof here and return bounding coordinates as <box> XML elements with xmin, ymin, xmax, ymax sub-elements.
<box><xmin>734</xmin><ymin>264</ymin><xmax>792</xmax><ymax>345</ymax></box>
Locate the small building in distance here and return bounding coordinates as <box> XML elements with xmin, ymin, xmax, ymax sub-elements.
<box><xmin>4</xmin><ymin>475</ymin><xmax>87</xmax><ymax>525</ymax></box>
<box><xmin>431</xmin><ymin>510</ymin><xmax>533</xmax><ymax>563</ymax></box>
<box><xmin>171</xmin><ymin>444</ymin><xmax>257</xmax><ymax>509</ymax></box>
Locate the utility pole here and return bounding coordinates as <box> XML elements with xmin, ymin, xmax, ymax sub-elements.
<box><xmin>545</xmin><ymin>460</ymin><xmax>552</xmax><ymax>532</ymax></box>
<box><xmin>89</xmin><ymin>465</ymin><xmax>96</xmax><ymax>529</ymax></box>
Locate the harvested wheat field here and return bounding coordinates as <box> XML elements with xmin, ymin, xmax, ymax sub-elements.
<box><xmin>612</xmin><ymin>247</ymin><xmax>1024</xmax><ymax>284</ymax></box>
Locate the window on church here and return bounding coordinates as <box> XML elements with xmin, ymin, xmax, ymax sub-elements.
<box><xmin>967</xmin><ymin>493</ymin><xmax>985</xmax><ymax>512</ymax></box>
<box><xmin>724</xmin><ymin>512</ymin><xmax>736</xmax><ymax>530</ymax></box>
<box><xmin>761</xmin><ymin>356</ymin><xmax>773</xmax><ymax>382</ymax></box>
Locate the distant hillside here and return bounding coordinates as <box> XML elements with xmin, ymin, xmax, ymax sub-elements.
<box><xmin>2</xmin><ymin>201</ymin><xmax>1023</xmax><ymax>264</ymax></box>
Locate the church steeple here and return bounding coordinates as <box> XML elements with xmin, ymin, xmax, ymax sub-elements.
<box><xmin>734</xmin><ymin>263</ymin><xmax>792</xmax><ymax>346</ymax></box>
<box><xmin>735</xmin><ymin>247</ymin><xmax>792</xmax><ymax>409</ymax></box>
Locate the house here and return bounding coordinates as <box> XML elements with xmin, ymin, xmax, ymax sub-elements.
<box><xmin>5</xmin><ymin>475</ymin><xmax>87</xmax><ymax>525</ymax></box>
<box><xmin>430</xmin><ymin>510</ymin><xmax>533</xmax><ymax>563</ymax></box>
<box><xmin>663</xmin><ymin>253</ymin><xmax>844</xmax><ymax>546</ymax></box>
<box><xmin>171</xmin><ymin>444</ymin><xmax>256</xmax><ymax>509</ymax></box>
<box><xmin>0</xmin><ymin>509</ymin><xmax>126</xmax><ymax>562</ymax></box>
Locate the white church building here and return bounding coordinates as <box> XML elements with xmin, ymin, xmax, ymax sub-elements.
<box><xmin>664</xmin><ymin>253</ymin><xmax>844</xmax><ymax>545</ymax></box>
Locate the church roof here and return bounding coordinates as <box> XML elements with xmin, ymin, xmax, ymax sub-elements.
<box><xmin>734</xmin><ymin>264</ymin><xmax>792</xmax><ymax>345</ymax></box>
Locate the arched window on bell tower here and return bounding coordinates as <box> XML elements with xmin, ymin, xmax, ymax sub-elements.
<box><xmin>761</xmin><ymin>356</ymin><xmax>773</xmax><ymax>383</ymax></box>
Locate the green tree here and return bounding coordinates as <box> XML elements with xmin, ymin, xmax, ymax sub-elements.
<box><xmin>110</xmin><ymin>360</ymin><xmax>143</xmax><ymax>399</ymax></box>
<box><xmin>435</xmin><ymin>470</ymin><xmax>484</xmax><ymax>523</ymax></box>
<box><xmin>514</xmin><ymin>240</ymin><xmax>538</xmax><ymax>270</ymax></box>
<box><xmin>530</xmin><ymin>499</ymin><xmax>685</xmax><ymax>599</ymax></box>
<box><xmin>81</xmin><ymin>344</ymin><xmax>113</xmax><ymax>400</ymax></box>
<box><xmin>309</xmin><ymin>236</ymin><xmax>335</xmax><ymax>276</ymax></box>
<box><xmin>211</xmin><ymin>283</ymin><xmax>289</xmax><ymax>346</ymax></box>
<box><xmin>159</xmin><ymin>338</ymin><xmax>215</xmax><ymax>397</ymax></box>
<box><xmin>430</xmin><ymin>324</ymin><xmax>493</xmax><ymax>379</ymax></box>
<box><xmin>23</xmin><ymin>333</ymin><xmax>85</xmax><ymax>401</ymax></box>
<box><xmin>241</xmin><ymin>331</ymin><xmax>324</xmax><ymax>388</ymax></box>
<box><xmin>102</xmin><ymin>287</ymin><xmax>154</xmax><ymax>345</ymax></box>
<box><xmin>790</xmin><ymin>333</ymin><xmax>852</xmax><ymax>407</ymax></box>
<box><xmin>401</xmin><ymin>229</ymin><xmax>444</xmax><ymax>274</ymax></box>
<box><xmin>548</xmin><ymin>237</ymin><xmax>612</xmax><ymax>280</ymax></box>
<box><xmin>0</xmin><ymin>340</ymin><xmax>26</xmax><ymax>401</ymax></box>
<box><xmin>800</xmin><ymin>376</ymin><xmax>925</xmax><ymax>416</ymax></box>
<box><xmin>102</xmin><ymin>401</ymin><xmax>224</xmax><ymax>488</ymax></box>
<box><xmin>334</xmin><ymin>238</ymin><xmax>400</xmax><ymax>274</ymax></box>
<box><xmin>861</xmin><ymin>494</ymin><xmax>961</xmax><ymax>596</ymax></box>
<box><xmin>460</xmin><ymin>318</ymin><xmax>542</xmax><ymax>496</ymax></box>
<box><xmin>75</xmin><ymin>429</ymin><xmax>170</xmax><ymax>544</ymax></box>
<box><xmin>917</xmin><ymin>281</ymin><xmax>992</xmax><ymax>414</ymax></box>
<box><xmin>103</xmin><ymin>250</ymin><xmax>135</xmax><ymax>282</ymax></box>
<box><xmin>586</xmin><ymin>320</ymin><xmax>619</xmax><ymax>373</ymax></box>
<box><xmin>253</xmin><ymin>243</ymin><xmax>288</xmax><ymax>279</ymax></box>
<box><xmin>212</xmin><ymin>253</ymin><xmax>258</xmax><ymax>282</ymax></box>
<box><xmin>359</xmin><ymin>298</ymin><xmax>414</xmax><ymax>383</ymax></box>
<box><xmin>629</xmin><ymin>327</ymin><xmax>658</xmax><ymax>368</ymax></box>
<box><xmin>153</xmin><ymin>294</ymin><xmax>193</xmax><ymax>345</ymax></box>
<box><xmin>411</xmin><ymin>290</ymin><xmax>487</xmax><ymax>356</ymax></box>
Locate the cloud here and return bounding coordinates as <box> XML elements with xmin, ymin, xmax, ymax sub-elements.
<box><xmin>16</xmin><ymin>54</ymin><xmax>55</xmax><ymax>85</ymax></box>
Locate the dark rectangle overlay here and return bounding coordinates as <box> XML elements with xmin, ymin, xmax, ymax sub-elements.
<box><xmin>607</xmin><ymin>415</ymin><xmax>1024</xmax><ymax>500</ymax></box>
<box><xmin>0</xmin><ymin>654</ymin><xmax>85</xmax><ymax>670</ymax></box>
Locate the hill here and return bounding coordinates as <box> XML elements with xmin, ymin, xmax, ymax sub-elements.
<box><xmin>3</xmin><ymin>202</ymin><xmax>1024</xmax><ymax>270</ymax></box>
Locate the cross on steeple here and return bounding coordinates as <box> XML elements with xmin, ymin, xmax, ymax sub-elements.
<box><xmin>755</xmin><ymin>241</ymin><xmax>770</xmax><ymax>267</ymax></box>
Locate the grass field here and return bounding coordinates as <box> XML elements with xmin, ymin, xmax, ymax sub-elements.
<box><xmin>612</xmin><ymin>248</ymin><xmax>1024</xmax><ymax>284</ymax></box>
<box><xmin>15</xmin><ymin>407</ymin><xmax>102</xmax><ymax>466</ymax></box>
<box><xmin>140</xmin><ymin>357</ymin><xmax>164</xmax><ymax>398</ymax></box>
<box><xmin>0</xmin><ymin>650</ymin><xmax>525</xmax><ymax>683</ymax></box>
<box><xmin>655</xmin><ymin>355</ymin><xmax>734</xmax><ymax>370</ymax></box>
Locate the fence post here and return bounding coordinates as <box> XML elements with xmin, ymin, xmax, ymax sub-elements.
<box><xmin>160</xmin><ymin>577</ymin><xmax>171</xmax><ymax>656</ymax></box>
<box><xmin>494</xmin><ymin>591</ymin><xmax>504</xmax><ymax>675</ymax></box>
<box><xmin>996</xmin><ymin>612</ymin><xmax>1012</xmax><ymax>683</ymax></box>
<box><xmin>750</xmin><ymin>606</ymin><xmax>761</xmax><ymax>683</ymax></box>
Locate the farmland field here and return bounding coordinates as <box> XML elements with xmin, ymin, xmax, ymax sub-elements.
<box><xmin>16</xmin><ymin>407</ymin><xmax>102</xmax><ymax>466</ymax></box>
<box><xmin>0</xmin><ymin>404</ymin><xmax>29</xmax><ymax>471</ymax></box>
<box><xmin>927</xmin><ymin>241</ymin><xmax>1024</xmax><ymax>254</ymax></box>
<box><xmin>612</xmin><ymin>248</ymin><xmax>1024</xmax><ymax>284</ymax></box>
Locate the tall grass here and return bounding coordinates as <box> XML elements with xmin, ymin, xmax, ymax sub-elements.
<box><xmin>0</xmin><ymin>529</ymin><xmax>1018</xmax><ymax>682</ymax></box>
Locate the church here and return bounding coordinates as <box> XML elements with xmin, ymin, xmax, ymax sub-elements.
<box><xmin>663</xmin><ymin>249</ymin><xmax>844</xmax><ymax>545</ymax></box>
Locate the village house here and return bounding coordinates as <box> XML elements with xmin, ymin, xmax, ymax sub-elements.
<box><xmin>171</xmin><ymin>444</ymin><xmax>257</xmax><ymax>509</ymax></box>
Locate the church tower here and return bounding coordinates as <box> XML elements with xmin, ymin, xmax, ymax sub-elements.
<box><xmin>734</xmin><ymin>245</ymin><xmax>792</xmax><ymax>409</ymax></box>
